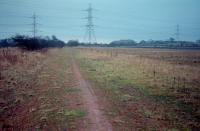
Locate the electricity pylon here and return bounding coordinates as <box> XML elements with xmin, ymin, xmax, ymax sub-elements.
<box><xmin>83</xmin><ymin>4</ymin><xmax>97</xmax><ymax>44</ymax></box>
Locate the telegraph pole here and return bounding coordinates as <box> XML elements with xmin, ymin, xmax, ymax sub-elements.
<box><xmin>175</xmin><ymin>24</ymin><xmax>180</xmax><ymax>41</ymax></box>
<box><xmin>30</xmin><ymin>13</ymin><xmax>37</xmax><ymax>38</ymax></box>
<box><xmin>84</xmin><ymin>4</ymin><xmax>96</xmax><ymax>44</ymax></box>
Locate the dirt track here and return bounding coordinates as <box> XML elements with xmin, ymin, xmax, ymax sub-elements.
<box><xmin>71</xmin><ymin>55</ymin><xmax>113</xmax><ymax>131</ymax></box>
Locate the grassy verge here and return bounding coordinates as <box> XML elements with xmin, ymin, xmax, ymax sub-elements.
<box><xmin>74</xmin><ymin>48</ymin><xmax>197</xmax><ymax>130</ymax></box>
<box><xmin>0</xmin><ymin>48</ymin><xmax>86</xmax><ymax>130</ymax></box>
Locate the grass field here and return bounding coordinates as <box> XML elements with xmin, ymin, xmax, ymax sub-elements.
<box><xmin>0</xmin><ymin>48</ymin><xmax>87</xmax><ymax>130</ymax></box>
<box><xmin>0</xmin><ymin>47</ymin><xmax>199</xmax><ymax>131</ymax></box>
<box><xmin>75</xmin><ymin>48</ymin><xmax>200</xmax><ymax>130</ymax></box>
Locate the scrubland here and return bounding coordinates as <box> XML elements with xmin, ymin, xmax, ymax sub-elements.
<box><xmin>1</xmin><ymin>47</ymin><xmax>199</xmax><ymax>131</ymax></box>
<box><xmin>76</xmin><ymin>48</ymin><xmax>200</xmax><ymax>131</ymax></box>
<box><xmin>0</xmin><ymin>48</ymin><xmax>86</xmax><ymax>130</ymax></box>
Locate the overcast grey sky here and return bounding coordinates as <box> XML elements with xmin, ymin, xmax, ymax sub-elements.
<box><xmin>0</xmin><ymin>0</ymin><xmax>200</xmax><ymax>43</ymax></box>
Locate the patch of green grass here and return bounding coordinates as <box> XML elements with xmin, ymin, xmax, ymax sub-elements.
<box><xmin>176</xmin><ymin>101</ymin><xmax>194</xmax><ymax>115</ymax></box>
<box><xmin>74</xmin><ymin>49</ymin><xmax>197</xmax><ymax>129</ymax></box>
<box><xmin>64</xmin><ymin>88</ymin><xmax>81</xmax><ymax>93</ymax></box>
<box><xmin>163</xmin><ymin>129</ymin><xmax>179</xmax><ymax>131</ymax></box>
<box><xmin>64</xmin><ymin>109</ymin><xmax>86</xmax><ymax>119</ymax></box>
<box><xmin>140</xmin><ymin>109</ymin><xmax>153</xmax><ymax>118</ymax></box>
<box><xmin>120</xmin><ymin>94</ymin><xmax>133</xmax><ymax>102</ymax></box>
<box><xmin>153</xmin><ymin>95</ymin><xmax>176</xmax><ymax>104</ymax></box>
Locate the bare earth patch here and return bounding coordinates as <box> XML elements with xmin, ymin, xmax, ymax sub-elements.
<box><xmin>71</xmin><ymin>53</ymin><xmax>113</xmax><ymax>131</ymax></box>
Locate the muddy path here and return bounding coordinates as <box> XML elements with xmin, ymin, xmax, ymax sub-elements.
<box><xmin>71</xmin><ymin>54</ymin><xmax>113</xmax><ymax>131</ymax></box>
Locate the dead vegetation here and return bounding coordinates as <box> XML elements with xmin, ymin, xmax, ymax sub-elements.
<box><xmin>76</xmin><ymin>48</ymin><xmax>200</xmax><ymax>130</ymax></box>
<box><xmin>0</xmin><ymin>48</ymin><xmax>86</xmax><ymax>130</ymax></box>
<box><xmin>0</xmin><ymin>48</ymin><xmax>47</xmax><ymax>130</ymax></box>
<box><xmin>1</xmin><ymin>47</ymin><xmax>199</xmax><ymax>130</ymax></box>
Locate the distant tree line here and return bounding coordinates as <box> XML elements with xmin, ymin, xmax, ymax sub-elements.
<box><xmin>136</xmin><ymin>38</ymin><xmax>200</xmax><ymax>48</ymax></box>
<box><xmin>1</xmin><ymin>35</ymin><xmax>200</xmax><ymax>49</ymax></box>
<box><xmin>0</xmin><ymin>35</ymin><xmax>66</xmax><ymax>50</ymax></box>
<box><xmin>76</xmin><ymin>38</ymin><xmax>200</xmax><ymax>49</ymax></box>
<box><xmin>58</xmin><ymin>38</ymin><xmax>200</xmax><ymax>49</ymax></box>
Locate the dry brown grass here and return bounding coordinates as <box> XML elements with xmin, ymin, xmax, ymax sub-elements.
<box><xmin>0</xmin><ymin>48</ymin><xmax>47</xmax><ymax>129</ymax></box>
<box><xmin>76</xmin><ymin>47</ymin><xmax>200</xmax><ymax>130</ymax></box>
<box><xmin>0</xmin><ymin>48</ymin><xmax>87</xmax><ymax>130</ymax></box>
